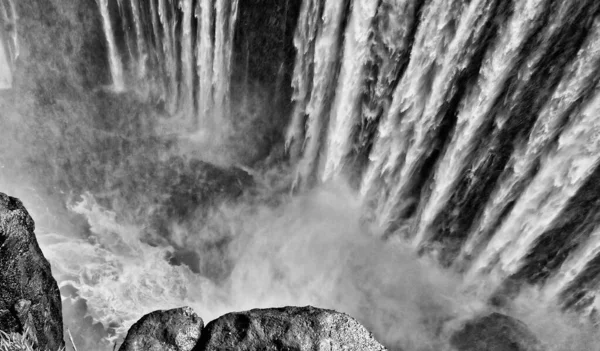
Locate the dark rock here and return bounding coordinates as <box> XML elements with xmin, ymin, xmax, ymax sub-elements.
<box><xmin>119</xmin><ymin>307</ymin><xmax>203</xmax><ymax>351</ymax></box>
<box><xmin>0</xmin><ymin>192</ymin><xmax>64</xmax><ymax>350</ymax></box>
<box><xmin>451</xmin><ymin>312</ymin><xmax>545</xmax><ymax>351</ymax></box>
<box><xmin>194</xmin><ymin>306</ymin><xmax>387</xmax><ymax>351</ymax></box>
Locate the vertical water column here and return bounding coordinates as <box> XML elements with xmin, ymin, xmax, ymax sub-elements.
<box><xmin>130</xmin><ymin>0</ymin><xmax>147</xmax><ymax>80</ymax></box>
<box><xmin>359</xmin><ymin>0</ymin><xmax>467</xmax><ymax>214</ymax></box>
<box><xmin>295</xmin><ymin>0</ymin><xmax>348</xmax><ymax>186</ymax></box>
<box><xmin>459</xmin><ymin>18</ymin><xmax>600</xmax><ymax>265</ymax></box>
<box><xmin>212</xmin><ymin>0</ymin><xmax>239</xmax><ymax>125</ymax></box>
<box><xmin>225</xmin><ymin>0</ymin><xmax>239</xmax><ymax>115</ymax></box>
<box><xmin>322</xmin><ymin>0</ymin><xmax>379</xmax><ymax>181</ymax></box>
<box><xmin>181</xmin><ymin>0</ymin><xmax>194</xmax><ymax>117</ymax></box>
<box><xmin>285</xmin><ymin>0</ymin><xmax>322</xmax><ymax>160</ymax></box>
<box><xmin>0</xmin><ymin>34</ymin><xmax>12</xmax><ymax>89</ymax></box>
<box><xmin>0</xmin><ymin>0</ymin><xmax>17</xmax><ymax>89</ymax></box>
<box><xmin>149</xmin><ymin>0</ymin><xmax>167</xmax><ymax>98</ymax></box>
<box><xmin>412</xmin><ymin>0</ymin><xmax>547</xmax><ymax>248</ymax></box>
<box><xmin>469</xmin><ymin>91</ymin><xmax>600</xmax><ymax>284</ymax></box>
<box><xmin>1</xmin><ymin>0</ymin><xmax>18</xmax><ymax>61</ymax></box>
<box><xmin>117</xmin><ymin>0</ymin><xmax>136</xmax><ymax>66</ymax></box>
<box><xmin>197</xmin><ymin>0</ymin><xmax>214</xmax><ymax>127</ymax></box>
<box><xmin>158</xmin><ymin>0</ymin><xmax>178</xmax><ymax>112</ymax></box>
<box><xmin>168</xmin><ymin>0</ymin><xmax>179</xmax><ymax>108</ymax></box>
<box><xmin>97</xmin><ymin>0</ymin><xmax>125</xmax><ymax>92</ymax></box>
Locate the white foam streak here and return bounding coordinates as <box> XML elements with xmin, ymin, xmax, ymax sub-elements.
<box><xmin>181</xmin><ymin>0</ymin><xmax>194</xmax><ymax>113</ymax></box>
<box><xmin>158</xmin><ymin>0</ymin><xmax>177</xmax><ymax>110</ymax></box>
<box><xmin>461</xmin><ymin>18</ymin><xmax>600</xmax><ymax>260</ymax></box>
<box><xmin>0</xmin><ymin>34</ymin><xmax>12</xmax><ymax>89</ymax></box>
<box><xmin>413</xmin><ymin>0</ymin><xmax>547</xmax><ymax>247</ymax></box>
<box><xmin>469</xmin><ymin>91</ymin><xmax>600</xmax><ymax>282</ymax></box>
<box><xmin>197</xmin><ymin>0</ymin><xmax>214</xmax><ymax>126</ymax></box>
<box><xmin>97</xmin><ymin>0</ymin><xmax>125</xmax><ymax>92</ymax></box>
<box><xmin>212</xmin><ymin>0</ymin><xmax>232</xmax><ymax>124</ymax></box>
<box><xmin>295</xmin><ymin>0</ymin><xmax>347</xmax><ymax>183</ymax></box>
<box><xmin>130</xmin><ymin>0</ymin><xmax>147</xmax><ymax>79</ymax></box>
<box><xmin>360</xmin><ymin>0</ymin><xmax>464</xmax><ymax>199</ymax></box>
<box><xmin>543</xmin><ymin>226</ymin><xmax>600</xmax><ymax>300</ymax></box>
<box><xmin>322</xmin><ymin>0</ymin><xmax>378</xmax><ymax>181</ymax></box>
<box><xmin>284</xmin><ymin>0</ymin><xmax>320</xmax><ymax>157</ymax></box>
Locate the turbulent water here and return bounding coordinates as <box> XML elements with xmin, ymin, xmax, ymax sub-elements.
<box><xmin>4</xmin><ymin>0</ymin><xmax>600</xmax><ymax>350</ymax></box>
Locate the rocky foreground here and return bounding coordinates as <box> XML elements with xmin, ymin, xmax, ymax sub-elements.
<box><xmin>0</xmin><ymin>191</ymin><xmax>546</xmax><ymax>350</ymax></box>
<box><xmin>0</xmin><ymin>192</ymin><xmax>64</xmax><ymax>350</ymax></box>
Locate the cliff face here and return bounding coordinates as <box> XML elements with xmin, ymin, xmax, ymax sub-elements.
<box><xmin>0</xmin><ymin>192</ymin><xmax>64</xmax><ymax>350</ymax></box>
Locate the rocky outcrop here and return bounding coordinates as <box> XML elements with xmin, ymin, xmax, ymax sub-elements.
<box><xmin>451</xmin><ymin>312</ymin><xmax>545</xmax><ymax>351</ymax></box>
<box><xmin>0</xmin><ymin>192</ymin><xmax>64</xmax><ymax>350</ymax></box>
<box><xmin>194</xmin><ymin>306</ymin><xmax>387</xmax><ymax>351</ymax></box>
<box><xmin>119</xmin><ymin>307</ymin><xmax>203</xmax><ymax>351</ymax></box>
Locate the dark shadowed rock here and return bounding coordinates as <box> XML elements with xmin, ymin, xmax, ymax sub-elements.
<box><xmin>0</xmin><ymin>192</ymin><xmax>64</xmax><ymax>350</ymax></box>
<box><xmin>451</xmin><ymin>312</ymin><xmax>545</xmax><ymax>351</ymax></box>
<box><xmin>194</xmin><ymin>306</ymin><xmax>387</xmax><ymax>351</ymax></box>
<box><xmin>119</xmin><ymin>307</ymin><xmax>203</xmax><ymax>351</ymax></box>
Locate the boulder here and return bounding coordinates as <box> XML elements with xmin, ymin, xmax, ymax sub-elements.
<box><xmin>119</xmin><ymin>307</ymin><xmax>204</xmax><ymax>351</ymax></box>
<box><xmin>194</xmin><ymin>306</ymin><xmax>387</xmax><ymax>351</ymax></box>
<box><xmin>451</xmin><ymin>312</ymin><xmax>545</xmax><ymax>351</ymax></box>
<box><xmin>0</xmin><ymin>192</ymin><xmax>64</xmax><ymax>350</ymax></box>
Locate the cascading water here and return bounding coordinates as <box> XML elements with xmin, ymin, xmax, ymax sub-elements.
<box><xmin>287</xmin><ymin>0</ymin><xmax>600</xmax><ymax>313</ymax></box>
<box><xmin>0</xmin><ymin>0</ymin><xmax>18</xmax><ymax>89</ymax></box>
<box><xmin>97</xmin><ymin>0</ymin><xmax>125</xmax><ymax>92</ymax></box>
<box><xmin>96</xmin><ymin>0</ymin><xmax>239</xmax><ymax>128</ymax></box>
<box><xmin>4</xmin><ymin>0</ymin><xmax>600</xmax><ymax>350</ymax></box>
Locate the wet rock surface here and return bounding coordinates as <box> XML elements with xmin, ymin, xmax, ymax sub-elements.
<box><xmin>0</xmin><ymin>192</ymin><xmax>64</xmax><ymax>350</ymax></box>
<box><xmin>451</xmin><ymin>312</ymin><xmax>545</xmax><ymax>351</ymax></box>
<box><xmin>119</xmin><ymin>307</ymin><xmax>204</xmax><ymax>351</ymax></box>
<box><xmin>194</xmin><ymin>306</ymin><xmax>387</xmax><ymax>351</ymax></box>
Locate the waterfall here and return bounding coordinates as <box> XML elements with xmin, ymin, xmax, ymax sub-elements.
<box><xmin>94</xmin><ymin>0</ymin><xmax>600</xmax><ymax>318</ymax></box>
<box><xmin>98</xmin><ymin>0</ymin><xmax>239</xmax><ymax>129</ymax></box>
<box><xmin>0</xmin><ymin>39</ymin><xmax>11</xmax><ymax>89</ymax></box>
<box><xmin>0</xmin><ymin>0</ymin><xmax>19</xmax><ymax>90</ymax></box>
<box><xmin>129</xmin><ymin>0</ymin><xmax>147</xmax><ymax>80</ymax></box>
<box><xmin>157</xmin><ymin>0</ymin><xmax>177</xmax><ymax>112</ymax></box>
<box><xmin>413</xmin><ymin>0</ymin><xmax>548</xmax><ymax>249</ymax></box>
<box><xmin>97</xmin><ymin>0</ymin><xmax>125</xmax><ymax>92</ymax></box>
<box><xmin>285</xmin><ymin>0</ymin><xmax>321</xmax><ymax>160</ymax></box>
<box><xmin>2</xmin><ymin>0</ymin><xmax>18</xmax><ymax>61</ymax></box>
<box><xmin>197</xmin><ymin>0</ymin><xmax>214</xmax><ymax>127</ymax></box>
<box><xmin>181</xmin><ymin>0</ymin><xmax>194</xmax><ymax>114</ymax></box>
<box><xmin>11</xmin><ymin>0</ymin><xmax>600</xmax><ymax>348</ymax></box>
<box><xmin>322</xmin><ymin>0</ymin><xmax>379</xmax><ymax>181</ymax></box>
<box><xmin>294</xmin><ymin>0</ymin><xmax>348</xmax><ymax>186</ymax></box>
<box><xmin>459</xmin><ymin>17</ymin><xmax>600</xmax><ymax>267</ymax></box>
<box><xmin>0</xmin><ymin>0</ymin><xmax>15</xmax><ymax>90</ymax></box>
<box><xmin>285</xmin><ymin>0</ymin><xmax>600</xmax><ymax>308</ymax></box>
<box><xmin>212</xmin><ymin>0</ymin><xmax>238</xmax><ymax>126</ymax></box>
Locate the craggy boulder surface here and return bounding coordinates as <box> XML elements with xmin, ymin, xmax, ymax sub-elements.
<box><xmin>451</xmin><ymin>312</ymin><xmax>545</xmax><ymax>351</ymax></box>
<box><xmin>0</xmin><ymin>192</ymin><xmax>64</xmax><ymax>350</ymax></box>
<box><xmin>194</xmin><ymin>306</ymin><xmax>387</xmax><ymax>351</ymax></box>
<box><xmin>119</xmin><ymin>307</ymin><xmax>204</xmax><ymax>351</ymax></box>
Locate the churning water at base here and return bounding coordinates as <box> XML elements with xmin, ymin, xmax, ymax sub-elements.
<box><xmin>4</xmin><ymin>0</ymin><xmax>600</xmax><ymax>349</ymax></box>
